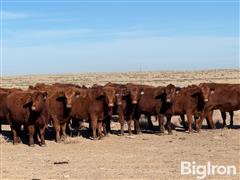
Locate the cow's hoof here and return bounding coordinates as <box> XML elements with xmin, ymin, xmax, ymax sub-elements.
<box><xmin>135</xmin><ymin>131</ymin><xmax>142</xmax><ymax>135</ymax></box>
<box><xmin>118</xmin><ymin>133</ymin><xmax>124</xmax><ymax>136</ymax></box>
<box><xmin>40</xmin><ymin>143</ymin><xmax>46</xmax><ymax>147</ymax></box>
<box><xmin>98</xmin><ymin>136</ymin><xmax>104</xmax><ymax>140</ymax></box>
<box><xmin>222</xmin><ymin>125</ymin><xmax>228</xmax><ymax>129</ymax></box>
<box><xmin>60</xmin><ymin>136</ymin><xmax>67</xmax><ymax>142</ymax></box>
<box><xmin>211</xmin><ymin>126</ymin><xmax>216</xmax><ymax>130</ymax></box>
<box><xmin>90</xmin><ymin>137</ymin><xmax>98</xmax><ymax>141</ymax></box>
<box><xmin>104</xmin><ymin>133</ymin><xmax>110</xmax><ymax>137</ymax></box>
<box><xmin>196</xmin><ymin>129</ymin><xmax>201</xmax><ymax>133</ymax></box>
<box><xmin>157</xmin><ymin>132</ymin><xmax>164</xmax><ymax>136</ymax></box>
<box><xmin>29</xmin><ymin>144</ymin><xmax>35</xmax><ymax>147</ymax></box>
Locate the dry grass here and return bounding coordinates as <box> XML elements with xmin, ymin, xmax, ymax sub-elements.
<box><xmin>2</xmin><ymin>69</ymin><xmax>239</xmax><ymax>89</ymax></box>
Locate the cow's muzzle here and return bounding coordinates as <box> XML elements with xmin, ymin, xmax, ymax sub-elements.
<box><xmin>108</xmin><ymin>103</ymin><xmax>114</xmax><ymax>107</ymax></box>
<box><xmin>132</xmin><ymin>100</ymin><xmax>137</xmax><ymax>104</ymax></box>
<box><xmin>166</xmin><ymin>99</ymin><xmax>171</xmax><ymax>103</ymax></box>
<box><xmin>67</xmin><ymin>104</ymin><xmax>72</xmax><ymax>108</ymax></box>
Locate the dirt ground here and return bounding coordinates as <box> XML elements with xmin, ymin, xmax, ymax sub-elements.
<box><xmin>0</xmin><ymin>69</ymin><xmax>239</xmax><ymax>180</ymax></box>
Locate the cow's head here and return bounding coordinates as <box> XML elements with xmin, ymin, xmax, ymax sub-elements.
<box><xmin>103</xmin><ymin>86</ymin><xmax>116</xmax><ymax>107</ymax></box>
<box><xmin>56</xmin><ymin>88</ymin><xmax>80</xmax><ymax>108</ymax></box>
<box><xmin>64</xmin><ymin>88</ymin><xmax>80</xmax><ymax>108</ymax></box>
<box><xmin>127</xmin><ymin>85</ymin><xmax>144</xmax><ymax>104</ymax></box>
<box><xmin>199</xmin><ymin>84</ymin><xmax>215</xmax><ymax>102</ymax></box>
<box><xmin>115</xmin><ymin>86</ymin><xmax>128</xmax><ymax>106</ymax></box>
<box><xmin>24</xmin><ymin>91</ymin><xmax>48</xmax><ymax>112</ymax></box>
<box><xmin>165</xmin><ymin>84</ymin><xmax>180</xmax><ymax>103</ymax></box>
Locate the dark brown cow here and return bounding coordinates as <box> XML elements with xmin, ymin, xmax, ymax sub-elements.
<box><xmin>133</xmin><ymin>86</ymin><xmax>166</xmax><ymax>134</ymax></box>
<box><xmin>29</xmin><ymin>83</ymin><xmax>81</xmax><ymax>142</ymax></box>
<box><xmin>0</xmin><ymin>92</ymin><xmax>9</xmax><ymax>133</ymax></box>
<box><xmin>0</xmin><ymin>88</ymin><xmax>22</xmax><ymax>133</ymax></box>
<box><xmin>6</xmin><ymin>90</ymin><xmax>48</xmax><ymax>146</ymax></box>
<box><xmin>124</xmin><ymin>83</ymin><xmax>154</xmax><ymax>134</ymax></box>
<box><xmin>101</xmin><ymin>83</ymin><xmax>130</xmax><ymax>135</ymax></box>
<box><xmin>67</xmin><ymin>87</ymin><xmax>105</xmax><ymax>140</ymax></box>
<box><xmin>196</xmin><ymin>83</ymin><xmax>240</xmax><ymax>131</ymax></box>
<box><xmin>156</xmin><ymin>84</ymin><xmax>207</xmax><ymax>133</ymax></box>
<box><xmin>102</xmin><ymin>83</ymin><xmax>147</xmax><ymax>135</ymax></box>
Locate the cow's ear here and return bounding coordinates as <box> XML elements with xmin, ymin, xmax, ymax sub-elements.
<box><xmin>75</xmin><ymin>91</ymin><xmax>80</xmax><ymax>98</ymax></box>
<box><xmin>210</xmin><ymin>88</ymin><xmax>215</xmax><ymax>94</ymax></box>
<box><xmin>96</xmin><ymin>89</ymin><xmax>105</xmax><ymax>100</ymax></box>
<box><xmin>28</xmin><ymin>85</ymin><xmax>34</xmax><ymax>90</ymax></box>
<box><xmin>155</xmin><ymin>88</ymin><xmax>165</xmax><ymax>99</ymax></box>
<box><xmin>176</xmin><ymin>87</ymin><xmax>181</xmax><ymax>94</ymax></box>
<box><xmin>23</xmin><ymin>96</ymin><xmax>33</xmax><ymax>108</ymax></box>
<box><xmin>191</xmin><ymin>88</ymin><xmax>200</xmax><ymax>97</ymax></box>
<box><xmin>41</xmin><ymin>91</ymin><xmax>48</xmax><ymax>100</ymax></box>
<box><xmin>121</xmin><ymin>87</ymin><xmax>129</xmax><ymax>95</ymax></box>
<box><xmin>56</xmin><ymin>91</ymin><xmax>65</xmax><ymax>101</ymax></box>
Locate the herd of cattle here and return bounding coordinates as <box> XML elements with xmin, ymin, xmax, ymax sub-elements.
<box><xmin>0</xmin><ymin>82</ymin><xmax>239</xmax><ymax>147</ymax></box>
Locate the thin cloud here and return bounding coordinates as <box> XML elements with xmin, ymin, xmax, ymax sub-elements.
<box><xmin>30</xmin><ymin>29</ymin><xmax>93</xmax><ymax>37</ymax></box>
<box><xmin>4</xmin><ymin>28</ymin><xmax>94</xmax><ymax>46</ymax></box>
<box><xmin>4</xmin><ymin>27</ymin><xmax>157</xmax><ymax>47</ymax></box>
<box><xmin>2</xmin><ymin>11</ymin><xmax>31</xmax><ymax>20</ymax></box>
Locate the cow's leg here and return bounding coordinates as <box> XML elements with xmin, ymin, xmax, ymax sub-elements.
<box><xmin>166</xmin><ymin>116</ymin><xmax>172</xmax><ymax>135</ymax></box>
<box><xmin>118</xmin><ymin>113</ymin><xmax>125</xmax><ymax>136</ymax></box>
<box><xmin>186</xmin><ymin>111</ymin><xmax>193</xmax><ymax>133</ymax></box>
<box><xmin>221</xmin><ymin>111</ymin><xmax>227</xmax><ymax>128</ymax></box>
<box><xmin>158</xmin><ymin>114</ymin><xmax>165</xmax><ymax>135</ymax></box>
<box><xmin>28</xmin><ymin>125</ymin><xmax>35</xmax><ymax>147</ymax></box>
<box><xmin>39</xmin><ymin>126</ymin><xmax>46</xmax><ymax>146</ymax></box>
<box><xmin>206</xmin><ymin>111</ymin><xmax>215</xmax><ymax>129</ymax></box>
<box><xmin>16</xmin><ymin>124</ymin><xmax>22</xmax><ymax>144</ymax></box>
<box><xmin>229</xmin><ymin>111</ymin><xmax>234</xmax><ymax>128</ymax></box>
<box><xmin>127</xmin><ymin>119</ymin><xmax>132</xmax><ymax>135</ymax></box>
<box><xmin>90</xmin><ymin>115</ymin><xmax>98</xmax><ymax>140</ymax></box>
<box><xmin>11</xmin><ymin>125</ymin><xmax>19</xmax><ymax>145</ymax></box>
<box><xmin>68</xmin><ymin>120</ymin><xmax>74</xmax><ymax>137</ymax></box>
<box><xmin>0</xmin><ymin>120</ymin><xmax>2</xmax><ymax>135</ymax></box>
<box><xmin>61</xmin><ymin>122</ymin><xmax>67</xmax><ymax>141</ymax></box>
<box><xmin>97</xmin><ymin>120</ymin><xmax>104</xmax><ymax>139</ymax></box>
<box><xmin>133</xmin><ymin>113</ymin><xmax>141</xmax><ymax>134</ymax></box>
<box><xmin>196</xmin><ymin>114</ymin><xmax>203</xmax><ymax>132</ymax></box>
<box><xmin>53</xmin><ymin>119</ymin><xmax>61</xmax><ymax>143</ymax></box>
<box><xmin>134</xmin><ymin>118</ymin><xmax>141</xmax><ymax>134</ymax></box>
<box><xmin>196</xmin><ymin>110</ymin><xmax>208</xmax><ymax>132</ymax></box>
<box><xmin>180</xmin><ymin>114</ymin><xmax>187</xmax><ymax>130</ymax></box>
<box><xmin>147</xmin><ymin>115</ymin><xmax>154</xmax><ymax>130</ymax></box>
<box><xmin>104</xmin><ymin>115</ymin><xmax>112</xmax><ymax>134</ymax></box>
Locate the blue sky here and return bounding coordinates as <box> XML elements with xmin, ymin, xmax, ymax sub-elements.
<box><xmin>1</xmin><ymin>0</ymin><xmax>239</xmax><ymax>75</ymax></box>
